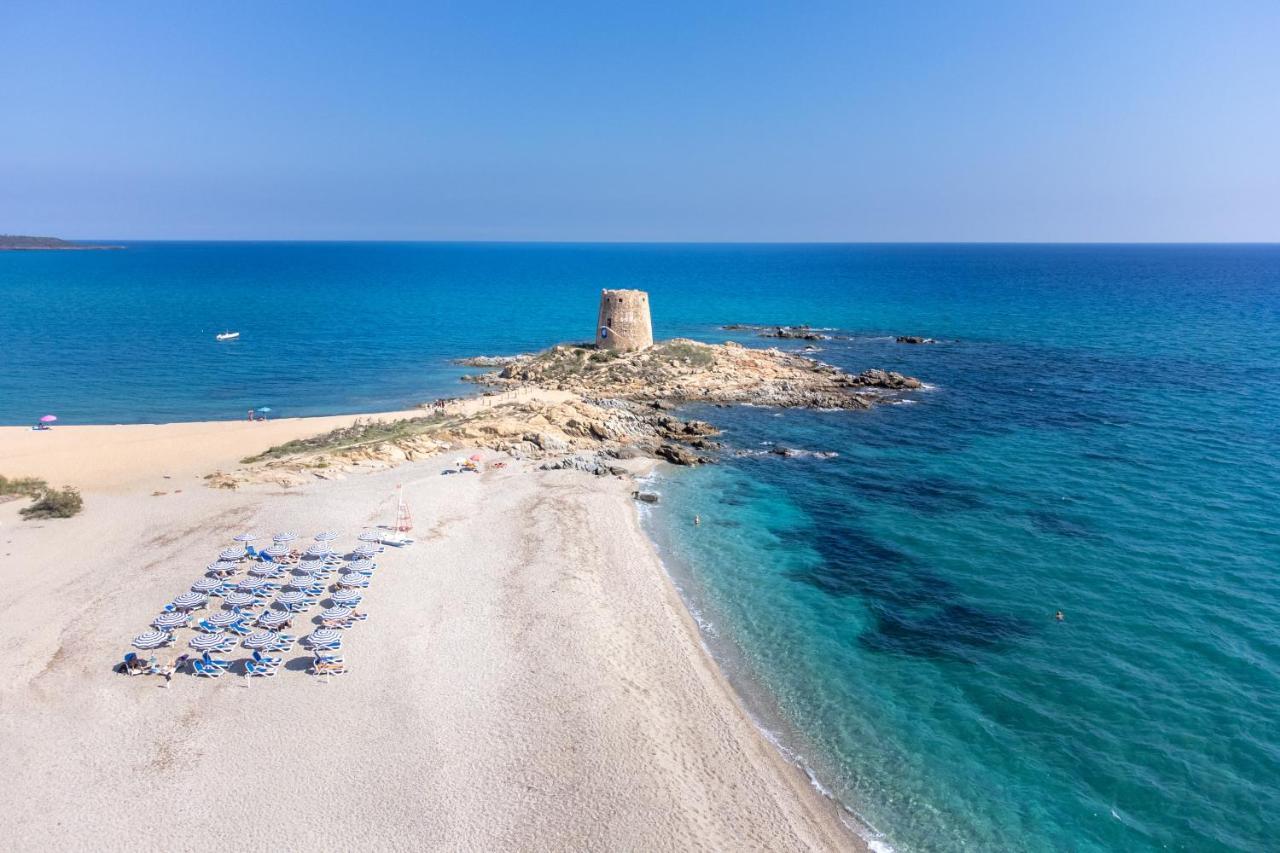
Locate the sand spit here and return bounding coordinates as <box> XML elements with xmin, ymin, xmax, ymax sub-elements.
<box><xmin>0</xmin><ymin>408</ymin><xmax>862</xmax><ymax>849</ymax></box>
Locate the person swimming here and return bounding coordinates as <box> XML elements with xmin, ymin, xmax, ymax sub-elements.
<box><xmin>1055</xmin><ymin>610</ymin><xmax>1065</xmax><ymax>621</ymax></box>
<box><xmin>694</xmin><ymin>515</ymin><xmax>701</xmax><ymax>526</ymax></box>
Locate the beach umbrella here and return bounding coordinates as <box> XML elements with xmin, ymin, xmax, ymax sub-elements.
<box><xmin>272</xmin><ymin>531</ymin><xmax>298</xmax><ymax>543</ymax></box>
<box><xmin>357</xmin><ymin>530</ymin><xmax>381</xmax><ymax>543</ymax></box>
<box><xmin>276</xmin><ymin>590</ymin><xmax>306</xmax><ymax>606</ymax></box>
<box><xmin>243</xmin><ymin>630</ymin><xmax>279</xmax><ymax>649</ymax></box>
<box><xmin>330</xmin><ymin>589</ymin><xmax>361</xmax><ymax>605</ymax></box>
<box><xmin>153</xmin><ymin>611</ymin><xmax>189</xmax><ymax>630</ymax></box>
<box><xmin>219</xmin><ymin>548</ymin><xmax>246</xmax><ymax>561</ymax></box>
<box><xmin>314</xmin><ymin>531</ymin><xmax>339</xmax><ymax>542</ymax></box>
<box><xmin>222</xmin><ymin>591</ymin><xmax>255</xmax><ymax>608</ymax></box>
<box><xmin>232</xmin><ymin>533</ymin><xmax>259</xmax><ymax>543</ymax></box>
<box><xmin>352</xmin><ymin>543</ymin><xmax>377</xmax><ymax>556</ymax></box>
<box><xmin>189</xmin><ymin>632</ymin><xmax>228</xmax><ymax>651</ymax></box>
<box><xmin>237</xmin><ymin>577</ymin><xmax>266</xmax><ymax>591</ymax></box>
<box><xmin>257</xmin><ymin>610</ymin><xmax>291</xmax><ymax>628</ymax></box>
<box><xmin>132</xmin><ymin>630</ymin><xmax>171</xmax><ymax>650</ymax></box>
<box><xmin>191</xmin><ymin>577</ymin><xmax>223</xmax><ymax>593</ymax></box>
<box><xmin>172</xmin><ymin>592</ymin><xmax>208</xmax><ymax>610</ymax></box>
<box><xmin>298</xmin><ymin>558</ymin><xmax>326</xmax><ymax>571</ymax></box>
<box><xmin>286</xmin><ymin>575</ymin><xmax>315</xmax><ymax>589</ymax></box>
<box><xmin>263</xmin><ymin>544</ymin><xmax>291</xmax><ymax>558</ymax></box>
<box><xmin>250</xmin><ymin>564</ymin><xmax>282</xmax><ymax>577</ymax></box>
<box><xmin>345</xmin><ymin>558</ymin><xmax>374</xmax><ymax>572</ymax></box>
<box><xmin>205</xmin><ymin>610</ymin><xmax>241</xmax><ymax>628</ymax></box>
<box><xmin>320</xmin><ymin>606</ymin><xmax>352</xmax><ymax>621</ymax></box>
<box><xmin>306</xmin><ymin>628</ymin><xmax>343</xmax><ymax>647</ymax></box>
<box><xmin>337</xmin><ymin>574</ymin><xmax>367</xmax><ymax>588</ymax></box>
<box><xmin>206</xmin><ymin>561</ymin><xmax>237</xmax><ymax>575</ymax></box>
<box><xmin>41</xmin><ymin>414</ymin><xmax>57</xmax><ymax>424</ymax></box>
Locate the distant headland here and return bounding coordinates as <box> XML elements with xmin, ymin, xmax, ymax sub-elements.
<box><xmin>0</xmin><ymin>235</ymin><xmax>124</xmax><ymax>251</ymax></box>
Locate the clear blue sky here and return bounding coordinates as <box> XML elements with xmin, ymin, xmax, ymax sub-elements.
<box><xmin>4</xmin><ymin>2</ymin><xmax>1278</xmax><ymax>241</ymax></box>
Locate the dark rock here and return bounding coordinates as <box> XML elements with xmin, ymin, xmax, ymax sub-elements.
<box><xmin>655</xmin><ymin>444</ymin><xmax>702</xmax><ymax>466</ymax></box>
<box><xmin>846</xmin><ymin>369</ymin><xmax>923</xmax><ymax>390</ymax></box>
<box><xmin>895</xmin><ymin>336</ymin><xmax>937</xmax><ymax>345</ymax></box>
<box><xmin>633</xmin><ymin>491</ymin><xmax>660</xmax><ymax>503</ymax></box>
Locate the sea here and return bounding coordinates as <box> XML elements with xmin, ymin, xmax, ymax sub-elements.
<box><xmin>2</xmin><ymin>242</ymin><xmax>1277</xmax><ymax>851</ymax></box>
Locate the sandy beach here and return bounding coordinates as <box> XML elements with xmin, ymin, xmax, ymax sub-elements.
<box><xmin>0</xmin><ymin>410</ymin><xmax>859</xmax><ymax>850</ymax></box>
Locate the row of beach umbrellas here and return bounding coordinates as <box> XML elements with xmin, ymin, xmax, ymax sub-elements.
<box><xmin>132</xmin><ymin>527</ymin><xmax>380</xmax><ymax>655</ymax></box>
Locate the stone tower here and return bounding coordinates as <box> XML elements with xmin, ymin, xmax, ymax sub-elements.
<box><xmin>595</xmin><ymin>289</ymin><xmax>653</xmax><ymax>352</ymax></box>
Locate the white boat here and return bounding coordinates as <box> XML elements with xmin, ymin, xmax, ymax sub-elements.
<box><xmin>215</xmin><ymin>331</ymin><xmax>240</xmax><ymax>341</ymax></box>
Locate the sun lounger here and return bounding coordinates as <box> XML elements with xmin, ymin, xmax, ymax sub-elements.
<box><xmin>309</xmin><ymin>660</ymin><xmax>348</xmax><ymax>675</ymax></box>
<box><xmin>245</xmin><ymin>660</ymin><xmax>278</xmax><ymax>678</ymax></box>
<box><xmin>192</xmin><ymin>659</ymin><xmax>223</xmax><ymax>678</ymax></box>
<box><xmin>202</xmin><ymin>653</ymin><xmax>233</xmax><ymax>671</ymax></box>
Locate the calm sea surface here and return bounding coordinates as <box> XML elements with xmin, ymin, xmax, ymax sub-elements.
<box><xmin>3</xmin><ymin>243</ymin><xmax>1278</xmax><ymax>850</ymax></box>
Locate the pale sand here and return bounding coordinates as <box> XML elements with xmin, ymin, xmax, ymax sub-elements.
<box><xmin>0</xmin><ymin>414</ymin><xmax>861</xmax><ymax>850</ymax></box>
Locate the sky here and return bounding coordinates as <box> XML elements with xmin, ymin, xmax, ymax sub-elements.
<box><xmin>3</xmin><ymin>1</ymin><xmax>1278</xmax><ymax>242</ymax></box>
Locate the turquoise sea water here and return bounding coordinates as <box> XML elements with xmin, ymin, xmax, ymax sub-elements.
<box><xmin>3</xmin><ymin>243</ymin><xmax>1278</xmax><ymax>850</ymax></box>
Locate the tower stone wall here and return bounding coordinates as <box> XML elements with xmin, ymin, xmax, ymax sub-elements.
<box><xmin>595</xmin><ymin>289</ymin><xmax>653</xmax><ymax>352</ymax></box>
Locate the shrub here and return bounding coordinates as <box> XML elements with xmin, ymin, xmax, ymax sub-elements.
<box><xmin>0</xmin><ymin>475</ymin><xmax>49</xmax><ymax>499</ymax></box>
<box><xmin>19</xmin><ymin>486</ymin><xmax>84</xmax><ymax>520</ymax></box>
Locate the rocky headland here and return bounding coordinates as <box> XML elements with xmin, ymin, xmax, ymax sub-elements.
<box><xmin>215</xmin><ymin>338</ymin><xmax>921</xmax><ymax>487</ymax></box>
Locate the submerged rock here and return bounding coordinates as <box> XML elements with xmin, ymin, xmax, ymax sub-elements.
<box><xmin>895</xmin><ymin>336</ymin><xmax>937</xmax><ymax>344</ymax></box>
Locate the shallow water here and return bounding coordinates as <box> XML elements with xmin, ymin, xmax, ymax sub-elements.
<box><xmin>4</xmin><ymin>243</ymin><xmax>1278</xmax><ymax>850</ymax></box>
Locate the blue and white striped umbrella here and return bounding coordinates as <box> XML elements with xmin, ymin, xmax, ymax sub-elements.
<box><xmin>207</xmin><ymin>561</ymin><xmax>238</xmax><ymax>574</ymax></box>
<box><xmin>337</xmin><ymin>574</ymin><xmax>368</xmax><ymax>588</ymax></box>
<box><xmin>273</xmin><ymin>531</ymin><xmax>299</xmax><ymax>543</ymax></box>
<box><xmin>307</xmin><ymin>628</ymin><xmax>343</xmax><ymax>647</ymax></box>
<box><xmin>314</xmin><ymin>531</ymin><xmax>339</xmax><ymax>541</ymax></box>
<box><xmin>345</xmin><ymin>559</ymin><xmax>374</xmax><ymax>572</ymax></box>
<box><xmin>172</xmin><ymin>592</ymin><xmax>208</xmax><ymax>610</ymax></box>
<box><xmin>191</xmin><ymin>577</ymin><xmax>223</xmax><ymax>593</ymax></box>
<box><xmin>237</xmin><ymin>577</ymin><xmax>266</xmax><ymax>591</ymax></box>
<box><xmin>133</xmin><ymin>630</ymin><xmax>171</xmax><ymax>650</ymax></box>
<box><xmin>298</xmin><ymin>559</ymin><xmax>325</xmax><ymax>571</ymax></box>
<box><xmin>206</xmin><ymin>610</ymin><xmax>241</xmax><ymax>627</ymax></box>
<box><xmin>330</xmin><ymin>589</ymin><xmax>361</xmax><ymax>605</ymax></box>
<box><xmin>153</xmin><ymin>611</ymin><xmax>189</xmax><ymax>630</ymax></box>
<box><xmin>233</xmin><ymin>533</ymin><xmax>259</xmax><ymax>543</ymax></box>
<box><xmin>276</xmin><ymin>590</ymin><xmax>306</xmax><ymax>606</ymax></box>
<box><xmin>243</xmin><ymin>630</ymin><xmax>279</xmax><ymax>649</ymax></box>
<box><xmin>219</xmin><ymin>547</ymin><xmax>246</xmax><ymax>561</ymax></box>
<box><xmin>250</xmin><ymin>564</ymin><xmax>282</xmax><ymax>577</ymax></box>
<box><xmin>320</xmin><ymin>606</ymin><xmax>353</xmax><ymax>621</ymax></box>
<box><xmin>257</xmin><ymin>609</ymin><xmax>291</xmax><ymax>627</ymax></box>
<box><xmin>352</xmin><ymin>543</ymin><xmax>377</xmax><ymax>556</ymax></box>
<box><xmin>263</xmin><ymin>544</ymin><xmax>291</xmax><ymax>558</ymax></box>
<box><xmin>222</xmin><ymin>591</ymin><xmax>255</xmax><ymax>607</ymax></box>
<box><xmin>286</xmin><ymin>575</ymin><xmax>316</xmax><ymax>589</ymax></box>
<box><xmin>189</xmin><ymin>632</ymin><xmax>228</xmax><ymax>651</ymax></box>
<box><xmin>357</xmin><ymin>530</ymin><xmax>381</xmax><ymax>542</ymax></box>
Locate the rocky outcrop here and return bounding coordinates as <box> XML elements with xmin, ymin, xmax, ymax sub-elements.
<box><xmin>218</xmin><ymin>338</ymin><xmax>922</xmax><ymax>488</ymax></box>
<box><xmin>476</xmin><ymin>339</ymin><xmax>919</xmax><ymax>411</ymax></box>
<box><xmin>895</xmin><ymin>336</ymin><xmax>937</xmax><ymax>345</ymax></box>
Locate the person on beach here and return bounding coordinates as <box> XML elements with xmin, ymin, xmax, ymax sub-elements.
<box><xmin>248</xmin><ymin>409</ymin><xmax>255</xmax><ymax>421</ymax></box>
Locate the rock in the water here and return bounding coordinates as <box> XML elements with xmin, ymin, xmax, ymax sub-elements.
<box><xmin>846</xmin><ymin>369</ymin><xmax>923</xmax><ymax>390</ymax></box>
<box><xmin>655</xmin><ymin>444</ymin><xmax>703</xmax><ymax>466</ymax></box>
<box><xmin>632</xmin><ymin>491</ymin><xmax>660</xmax><ymax>503</ymax></box>
<box><xmin>895</xmin><ymin>336</ymin><xmax>937</xmax><ymax>344</ymax></box>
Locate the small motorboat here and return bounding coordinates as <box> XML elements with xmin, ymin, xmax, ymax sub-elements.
<box><xmin>215</xmin><ymin>331</ymin><xmax>240</xmax><ymax>341</ymax></box>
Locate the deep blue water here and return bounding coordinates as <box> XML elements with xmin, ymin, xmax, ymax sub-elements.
<box><xmin>3</xmin><ymin>243</ymin><xmax>1278</xmax><ymax>850</ymax></box>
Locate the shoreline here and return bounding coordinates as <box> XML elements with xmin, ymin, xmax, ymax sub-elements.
<box><xmin>637</xmin><ymin>469</ymin><xmax>890</xmax><ymax>852</ymax></box>
<box><xmin>0</xmin><ymin>403</ymin><xmax>862</xmax><ymax>849</ymax></box>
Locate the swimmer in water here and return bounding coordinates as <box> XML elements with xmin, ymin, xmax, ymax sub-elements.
<box><xmin>694</xmin><ymin>515</ymin><xmax>701</xmax><ymax>526</ymax></box>
<box><xmin>1055</xmin><ymin>610</ymin><xmax>1064</xmax><ymax>621</ymax></box>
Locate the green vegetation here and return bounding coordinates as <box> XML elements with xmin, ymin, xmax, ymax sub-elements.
<box><xmin>241</xmin><ymin>415</ymin><xmax>442</xmax><ymax>463</ymax></box>
<box><xmin>1</xmin><ymin>475</ymin><xmax>84</xmax><ymax>519</ymax></box>
<box><xmin>20</xmin><ymin>486</ymin><xmax>84</xmax><ymax>519</ymax></box>
<box><xmin>0</xmin><ymin>474</ymin><xmax>49</xmax><ymax>498</ymax></box>
<box><xmin>653</xmin><ymin>340</ymin><xmax>715</xmax><ymax>367</ymax></box>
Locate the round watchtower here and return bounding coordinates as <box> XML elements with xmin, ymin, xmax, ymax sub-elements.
<box><xmin>595</xmin><ymin>289</ymin><xmax>653</xmax><ymax>352</ymax></box>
